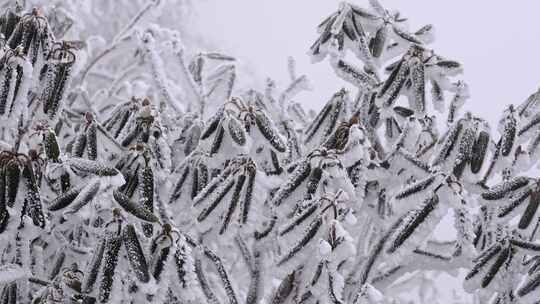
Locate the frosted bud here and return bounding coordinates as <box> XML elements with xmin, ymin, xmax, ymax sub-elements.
<box><xmin>318</xmin><ymin>239</ymin><xmax>332</xmax><ymax>255</ymax></box>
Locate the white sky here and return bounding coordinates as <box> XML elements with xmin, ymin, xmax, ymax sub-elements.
<box><xmin>191</xmin><ymin>0</ymin><xmax>540</xmax><ymax>127</ymax></box>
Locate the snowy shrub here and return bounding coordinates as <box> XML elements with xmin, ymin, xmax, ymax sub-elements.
<box><xmin>0</xmin><ymin>0</ymin><xmax>539</xmax><ymax>303</ymax></box>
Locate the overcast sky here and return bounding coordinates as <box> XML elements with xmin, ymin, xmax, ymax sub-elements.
<box><xmin>191</xmin><ymin>0</ymin><xmax>540</xmax><ymax>127</ymax></box>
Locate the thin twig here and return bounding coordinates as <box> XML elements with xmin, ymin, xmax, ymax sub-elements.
<box><xmin>175</xmin><ymin>49</ymin><xmax>204</xmax><ymax>117</ymax></box>
<box><xmin>114</xmin><ymin>1</ymin><xmax>157</xmax><ymax>42</ymax></box>
<box><xmin>78</xmin><ymin>1</ymin><xmax>158</xmax><ymax>86</ymax></box>
<box><xmin>78</xmin><ymin>36</ymin><xmax>132</xmax><ymax>86</ymax></box>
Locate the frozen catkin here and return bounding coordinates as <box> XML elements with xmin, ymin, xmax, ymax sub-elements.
<box><xmin>470</xmin><ymin>121</ymin><xmax>490</xmax><ymax>174</ymax></box>
<box><xmin>0</xmin><ymin>0</ymin><xmax>538</xmax><ymax>303</ymax></box>
<box><xmin>7</xmin><ymin>8</ymin><xmax>53</xmax><ymax>68</ymax></box>
<box><xmin>193</xmin><ymin>157</ymin><xmax>263</xmax><ymax>236</ymax></box>
<box><xmin>139</xmin><ymin>161</ymin><xmax>155</xmax><ymax>237</ymax></box>
<box><xmin>0</xmin><ymin>47</ymin><xmax>32</xmax><ymax>127</ymax></box>
<box><xmin>99</xmin><ymin>232</ymin><xmax>122</xmax><ymax>303</ymax></box>
<box><xmin>304</xmin><ymin>89</ymin><xmax>349</xmax><ymax>148</ymax></box>
<box><xmin>499</xmin><ymin>105</ymin><xmax>517</xmax><ymax>157</ymax></box>
<box><xmin>36</xmin><ymin>42</ymin><xmax>75</xmax><ymax>123</ymax></box>
<box><xmin>113</xmin><ymin>189</ymin><xmax>159</xmax><ymax>223</ymax></box>
<box><xmin>481</xmin><ymin>176</ymin><xmax>531</xmax><ymax>201</ymax></box>
<box><xmin>122</xmin><ymin>224</ymin><xmax>150</xmax><ymax>283</ymax></box>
